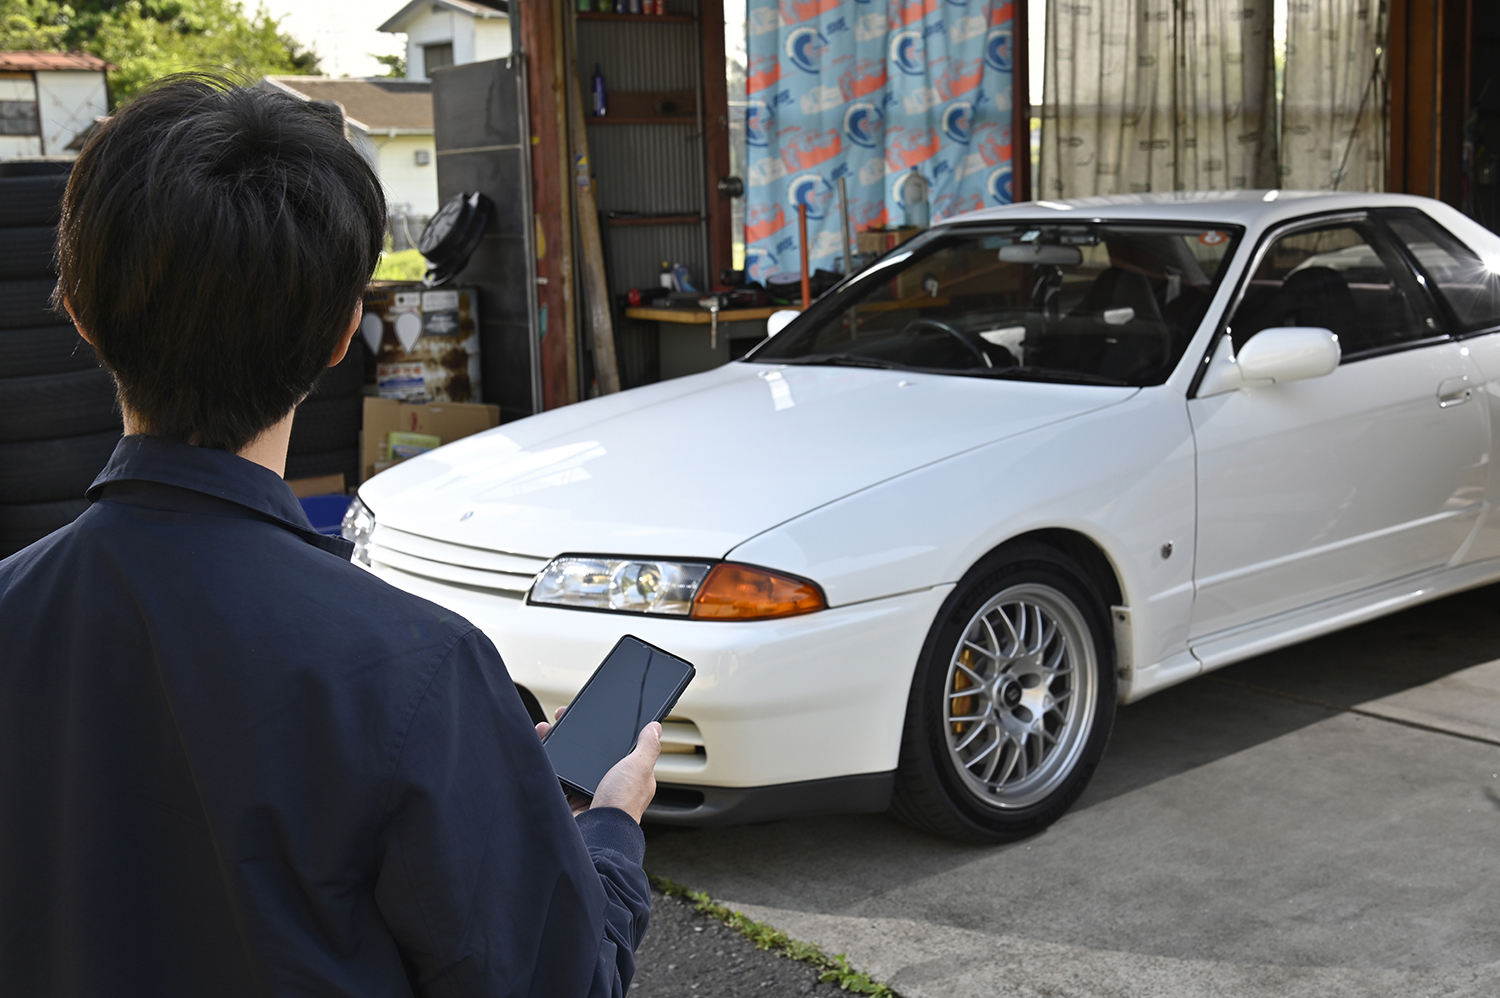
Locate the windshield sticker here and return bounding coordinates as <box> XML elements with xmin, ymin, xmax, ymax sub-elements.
<box><xmin>1199</xmin><ymin>230</ymin><xmax>1229</xmax><ymax>246</ymax></box>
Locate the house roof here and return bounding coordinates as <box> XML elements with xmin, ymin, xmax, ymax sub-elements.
<box><xmin>0</xmin><ymin>51</ymin><xmax>114</xmax><ymax>72</ymax></box>
<box><xmin>262</xmin><ymin>77</ymin><xmax>432</xmax><ymax>135</ymax></box>
<box><xmin>379</xmin><ymin>0</ymin><xmax>507</xmax><ymax>33</ymax></box>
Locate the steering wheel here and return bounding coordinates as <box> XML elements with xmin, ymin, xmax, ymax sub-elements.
<box><xmin>900</xmin><ymin>318</ymin><xmax>995</xmax><ymax>368</ymax></box>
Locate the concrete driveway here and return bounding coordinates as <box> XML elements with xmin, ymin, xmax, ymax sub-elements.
<box><xmin>643</xmin><ymin>583</ymin><xmax>1500</xmax><ymax>997</ymax></box>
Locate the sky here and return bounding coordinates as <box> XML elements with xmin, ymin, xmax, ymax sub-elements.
<box><xmin>266</xmin><ymin>0</ymin><xmax>406</xmax><ymax>78</ymax></box>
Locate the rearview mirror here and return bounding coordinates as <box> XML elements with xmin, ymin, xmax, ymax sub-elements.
<box><xmin>766</xmin><ymin>309</ymin><xmax>800</xmax><ymax>337</ymax></box>
<box><xmin>1236</xmin><ymin>326</ymin><xmax>1341</xmax><ymax>383</ymax></box>
<box><xmin>998</xmin><ymin>244</ymin><xmax>1084</xmax><ymax>266</ymax></box>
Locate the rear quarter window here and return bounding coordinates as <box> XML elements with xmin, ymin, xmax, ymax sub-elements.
<box><xmin>1383</xmin><ymin>212</ymin><xmax>1500</xmax><ymax>333</ymax></box>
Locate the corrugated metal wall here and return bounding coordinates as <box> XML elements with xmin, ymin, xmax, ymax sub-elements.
<box><xmin>576</xmin><ymin>8</ymin><xmax>709</xmax><ymax>295</ymax></box>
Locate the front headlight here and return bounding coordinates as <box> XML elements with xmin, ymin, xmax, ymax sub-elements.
<box><xmin>341</xmin><ymin>496</ymin><xmax>376</xmax><ymax>566</ymax></box>
<box><xmin>529</xmin><ymin>556</ymin><xmax>826</xmax><ymax>620</ymax></box>
<box><xmin>530</xmin><ymin>557</ymin><xmax>712</xmax><ymax>616</ymax></box>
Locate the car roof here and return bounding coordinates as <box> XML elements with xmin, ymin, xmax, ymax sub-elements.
<box><xmin>944</xmin><ymin>190</ymin><xmax>1446</xmax><ymax>230</ymax></box>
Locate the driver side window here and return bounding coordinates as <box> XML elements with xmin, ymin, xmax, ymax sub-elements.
<box><xmin>1230</xmin><ymin>223</ymin><xmax>1439</xmax><ymax>358</ymax></box>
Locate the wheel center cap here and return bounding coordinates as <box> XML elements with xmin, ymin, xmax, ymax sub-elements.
<box><xmin>1000</xmin><ymin>680</ymin><xmax>1023</xmax><ymax>708</ymax></box>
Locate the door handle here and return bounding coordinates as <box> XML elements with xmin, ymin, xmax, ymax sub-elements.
<box><xmin>1437</xmin><ymin>376</ymin><xmax>1472</xmax><ymax>407</ymax></box>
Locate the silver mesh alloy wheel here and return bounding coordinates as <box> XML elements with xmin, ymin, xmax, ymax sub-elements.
<box><xmin>942</xmin><ymin>583</ymin><xmax>1098</xmax><ymax>810</ymax></box>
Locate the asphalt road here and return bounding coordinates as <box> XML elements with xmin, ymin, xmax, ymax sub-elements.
<box><xmin>639</xmin><ymin>581</ymin><xmax>1500</xmax><ymax>997</ymax></box>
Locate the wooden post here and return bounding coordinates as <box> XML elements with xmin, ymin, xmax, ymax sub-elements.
<box><xmin>562</xmin><ymin>10</ymin><xmax>621</xmax><ymax>395</ymax></box>
<box><xmin>798</xmin><ymin>202</ymin><xmax>810</xmax><ymax>309</ymax></box>
<box><xmin>1012</xmin><ymin>0</ymin><xmax>1031</xmax><ymax>203</ymax></box>
<box><xmin>518</xmin><ymin>0</ymin><xmax>577</xmax><ymax>408</ymax></box>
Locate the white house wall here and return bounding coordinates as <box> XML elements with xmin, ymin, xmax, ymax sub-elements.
<box><xmin>34</xmin><ymin>70</ymin><xmax>107</xmax><ymax>155</ymax></box>
<box><xmin>398</xmin><ymin>7</ymin><xmax>510</xmax><ymax>78</ymax></box>
<box><xmin>0</xmin><ymin>135</ymin><xmax>43</xmax><ymax>158</ymax></box>
<box><xmin>473</xmin><ymin>19</ymin><xmax>512</xmax><ymax>62</ymax></box>
<box><xmin>405</xmin><ymin>10</ymin><xmax>460</xmax><ymax>80</ymax></box>
<box><xmin>373</xmin><ymin>132</ymin><xmax>439</xmax><ymax>217</ymax></box>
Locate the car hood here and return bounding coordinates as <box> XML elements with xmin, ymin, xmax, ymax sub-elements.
<box><xmin>360</xmin><ymin>363</ymin><xmax>1137</xmax><ymax>559</ymax></box>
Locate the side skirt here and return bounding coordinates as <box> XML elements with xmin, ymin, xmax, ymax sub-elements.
<box><xmin>645</xmin><ymin>771</ymin><xmax>895</xmax><ymax>827</ymax></box>
<box><xmin>1124</xmin><ymin>555</ymin><xmax>1500</xmax><ymax>704</ymax></box>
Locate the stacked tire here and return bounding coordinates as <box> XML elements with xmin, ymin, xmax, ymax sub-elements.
<box><xmin>287</xmin><ymin>344</ymin><xmax>365</xmax><ymax>490</ymax></box>
<box><xmin>0</xmin><ymin>163</ymin><xmax>122</xmax><ymax>558</ymax></box>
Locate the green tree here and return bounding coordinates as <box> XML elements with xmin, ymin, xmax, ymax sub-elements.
<box><xmin>372</xmin><ymin>52</ymin><xmax>404</xmax><ymax>78</ymax></box>
<box><xmin>0</xmin><ymin>0</ymin><xmax>321</xmax><ymax>107</ymax></box>
<box><xmin>0</xmin><ymin>0</ymin><xmax>70</xmax><ymax>49</ymax></box>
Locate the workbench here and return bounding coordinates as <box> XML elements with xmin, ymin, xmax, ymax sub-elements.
<box><xmin>623</xmin><ymin>306</ymin><xmax>797</xmax><ymax>381</ymax></box>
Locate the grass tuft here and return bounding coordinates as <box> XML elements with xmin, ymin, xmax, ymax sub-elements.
<box><xmin>373</xmin><ymin>249</ymin><xmax>427</xmax><ymax>282</ymax></box>
<box><xmin>649</xmin><ymin>873</ymin><xmax>896</xmax><ymax>996</ymax></box>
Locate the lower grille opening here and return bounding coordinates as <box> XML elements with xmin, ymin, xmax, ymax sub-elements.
<box><xmin>650</xmin><ymin>786</ymin><xmax>706</xmax><ymax>810</ymax></box>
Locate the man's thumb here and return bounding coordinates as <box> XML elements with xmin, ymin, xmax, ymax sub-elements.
<box><xmin>635</xmin><ymin>721</ymin><xmax>662</xmax><ymax>755</ymax></box>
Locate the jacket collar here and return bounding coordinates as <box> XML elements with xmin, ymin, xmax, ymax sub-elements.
<box><xmin>88</xmin><ymin>435</ymin><xmax>354</xmax><ymax>559</ymax></box>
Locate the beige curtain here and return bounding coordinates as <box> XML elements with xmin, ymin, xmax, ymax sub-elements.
<box><xmin>1280</xmin><ymin>0</ymin><xmax>1387</xmax><ymax>191</ymax></box>
<box><xmin>1040</xmin><ymin>0</ymin><xmax>1275</xmax><ymax>198</ymax></box>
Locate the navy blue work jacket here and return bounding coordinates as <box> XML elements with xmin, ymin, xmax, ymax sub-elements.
<box><xmin>0</xmin><ymin>435</ymin><xmax>650</xmax><ymax>997</ymax></box>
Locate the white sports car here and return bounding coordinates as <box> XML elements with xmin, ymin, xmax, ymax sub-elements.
<box><xmin>347</xmin><ymin>191</ymin><xmax>1500</xmax><ymax>842</ymax></box>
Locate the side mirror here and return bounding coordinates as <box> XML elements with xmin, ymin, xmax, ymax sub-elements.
<box><xmin>1198</xmin><ymin>326</ymin><xmax>1341</xmax><ymax>398</ymax></box>
<box><xmin>766</xmin><ymin>309</ymin><xmax>800</xmax><ymax>337</ymax></box>
<box><xmin>1237</xmin><ymin>327</ymin><xmax>1341</xmax><ymax>382</ymax></box>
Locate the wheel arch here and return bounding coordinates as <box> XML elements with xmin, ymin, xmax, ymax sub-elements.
<box><xmin>982</xmin><ymin>527</ymin><xmax>1126</xmax><ymax>610</ymax></box>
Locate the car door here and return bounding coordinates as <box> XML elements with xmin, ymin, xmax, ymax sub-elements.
<box><xmin>1187</xmin><ymin>213</ymin><xmax>1488</xmax><ymax>639</ymax></box>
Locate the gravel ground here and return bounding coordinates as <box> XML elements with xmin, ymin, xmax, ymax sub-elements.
<box><xmin>630</xmin><ymin>887</ymin><xmax>851</xmax><ymax>997</ymax></box>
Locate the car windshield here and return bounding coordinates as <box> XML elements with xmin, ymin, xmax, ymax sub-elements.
<box><xmin>749</xmin><ymin>222</ymin><xmax>1243</xmax><ymax>386</ymax></box>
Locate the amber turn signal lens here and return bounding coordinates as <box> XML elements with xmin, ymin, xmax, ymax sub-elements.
<box><xmin>690</xmin><ymin>563</ymin><xmax>826</xmax><ymax>620</ymax></box>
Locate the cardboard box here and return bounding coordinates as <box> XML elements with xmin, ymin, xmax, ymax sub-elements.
<box><xmin>360</xmin><ymin>396</ymin><xmax>501</xmax><ymax>483</ymax></box>
<box><xmin>285</xmin><ymin>473</ymin><xmax>348</xmax><ymax>498</ymax></box>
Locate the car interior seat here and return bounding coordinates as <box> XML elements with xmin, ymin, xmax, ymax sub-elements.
<box><xmin>1047</xmin><ymin>267</ymin><xmax>1171</xmax><ymax>382</ymax></box>
<box><xmin>1068</xmin><ymin>267</ymin><xmax>1164</xmax><ymax>325</ymax></box>
<box><xmin>1253</xmin><ymin>266</ymin><xmax>1357</xmax><ymax>352</ymax></box>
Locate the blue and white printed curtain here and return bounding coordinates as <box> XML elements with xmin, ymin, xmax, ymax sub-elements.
<box><xmin>743</xmin><ymin>0</ymin><xmax>1019</xmax><ymax>282</ymax></box>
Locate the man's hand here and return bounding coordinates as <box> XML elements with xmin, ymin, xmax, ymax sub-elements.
<box><xmin>536</xmin><ymin>707</ymin><xmax>662</xmax><ymax>823</ymax></box>
<box><xmin>592</xmin><ymin>721</ymin><xmax>661</xmax><ymax>823</ymax></box>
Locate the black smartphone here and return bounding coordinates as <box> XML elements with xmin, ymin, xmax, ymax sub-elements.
<box><xmin>542</xmin><ymin>635</ymin><xmax>696</xmax><ymax>798</ymax></box>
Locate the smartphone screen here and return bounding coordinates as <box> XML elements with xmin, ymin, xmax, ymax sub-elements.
<box><xmin>542</xmin><ymin>635</ymin><xmax>696</xmax><ymax>798</ymax></box>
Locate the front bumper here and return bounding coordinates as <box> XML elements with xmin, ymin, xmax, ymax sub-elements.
<box><xmin>366</xmin><ymin>560</ymin><xmax>952</xmax><ymax>800</ymax></box>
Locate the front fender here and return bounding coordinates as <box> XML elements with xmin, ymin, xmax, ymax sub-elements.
<box><xmin>727</xmin><ymin>387</ymin><xmax>1197</xmax><ymax>680</ymax></box>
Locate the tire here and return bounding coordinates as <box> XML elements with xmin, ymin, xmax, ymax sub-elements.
<box><xmin>0</xmin><ymin>429</ymin><xmax>121</xmax><ymax>504</ymax></box>
<box><xmin>284</xmin><ymin>446</ymin><xmax>358</xmax><ymax>490</ymax></box>
<box><xmin>0</xmin><ymin>324</ymin><xmax>96</xmax><ymax>378</ymax></box>
<box><xmin>0</xmin><ymin>174</ymin><xmax>68</xmax><ymax>227</ymax></box>
<box><xmin>307</xmin><ymin>344</ymin><xmax>366</xmax><ymax>400</ymax></box>
<box><xmin>891</xmin><ymin>543</ymin><xmax>1117</xmax><ymax>842</ymax></box>
<box><xmin>0</xmin><ymin>278</ymin><xmax>61</xmax><ymax>330</ymax></box>
<box><xmin>289</xmin><ymin>394</ymin><xmax>362</xmax><ymax>456</ymax></box>
<box><xmin>0</xmin><ymin>226</ymin><xmax>57</xmax><ymax>281</ymax></box>
<box><xmin>0</xmin><ymin>497</ymin><xmax>89</xmax><ymax>558</ymax></box>
<box><xmin>0</xmin><ymin>368</ymin><xmax>119</xmax><ymax>442</ymax></box>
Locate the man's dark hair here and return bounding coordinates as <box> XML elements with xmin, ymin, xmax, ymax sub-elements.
<box><xmin>56</xmin><ymin>75</ymin><xmax>386</xmax><ymax>453</ymax></box>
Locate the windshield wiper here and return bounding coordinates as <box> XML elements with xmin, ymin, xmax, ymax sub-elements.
<box><xmin>960</xmin><ymin>365</ymin><xmax>1130</xmax><ymax>387</ymax></box>
<box><xmin>775</xmin><ymin>353</ymin><xmax>913</xmax><ymax>370</ymax></box>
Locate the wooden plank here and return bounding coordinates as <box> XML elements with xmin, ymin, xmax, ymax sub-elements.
<box><xmin>552</xmin><ymin>0</ymin><xmax>580</xmax><ymax>404</ymax></box>
<box><xmin>520</xmin><ymin>0</ymin><xmax>578</xmax><ymax>407</ymax></box>
<box><xmin>701</xmin><ymin>0</ymin><xmax>733</xmax><ymax>282</ymax></box>
<box><xmin>625</xmin><ymin>306</ymin><xmax>793</xmax><ymax>324</ymax></box>
<box><xmin>585</xmin><ymin>115</ymin><xmax>696</xmax><ymax>125</ymax></box>
<box><xmin>1388</xmin><ymin>0</ymin><xmax>1409</xmax><ymax>193</ymax></box>
<box><xmin>1011</xmin><ymin>0</ymin><xmax>1031</xmax><ymax>202</ymax></box>
<box><xmin>576</xmin><ymin>12</ymin><xmax>694</xmax><ymax>22</ymax></box>
<box><xmin>605</xmin><ymin>214</ymin><xmax>701</xmax><ymax>227</ymax></box>
<box><xmin>564</xmin><ymin>8</ymin><xmax>623</xmax><ymax>395</ymax></box>
<box><xmin>589</xmin><ymin>89</ymin><xmax>696</xmax><ymax>118</ymax></box>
